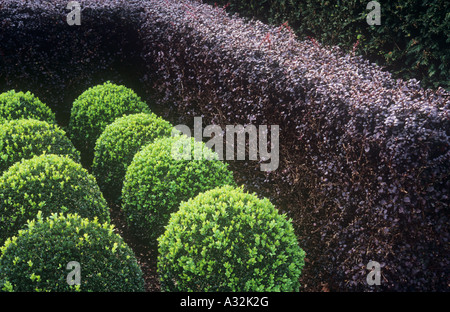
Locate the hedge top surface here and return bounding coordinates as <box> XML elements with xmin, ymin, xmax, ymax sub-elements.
<box><xmin>157</xmin><ymin>185</ymin><xmax>306</xmax><ymax>292</ymax></box>
<box><xmin>0</xmin><ymin>212</ymin><xmax>145</xmax><ymax>292</ymax></box>
<box><xmin>138</xmin><ymin>0</ymin><xmax>449</xmax><ymax>291</ymax></box>
<box><xmin>0</xmin><ymin>154</ymin><xmax>110</xmax><ymax>246</ymax></box>
<box><xmin>92</xmin><ymin>112</ymin><xmax>173</xmax><ymax>203</ymax></box>
<box><xmin>122</xmin><ymin>134</ymin><xmax>236</xmax><ymax>243</ymax></box>
<box><xmin>68</xmin><ymin>81</ymin><xmax>151</xmax><ymax>163</ymax></box>
<box><xmin>0</xmin><ymin>90</ymin><xmax>56</xmax><ymax>124</ymax></box>
<box><xmin>0</xmin><ymin>118</ymin><xmax>81</xmax><ymax>173</ymax></box>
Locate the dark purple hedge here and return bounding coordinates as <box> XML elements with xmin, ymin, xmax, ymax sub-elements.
<box><xmin>0</xmin><ymin>0</ymin><xmax>448</xmax><ymax>291</ymax></box>
<box><xmin>0</xmin><ymin>0</ymin><xmax>145</xmax><ymax>124</ymax></box>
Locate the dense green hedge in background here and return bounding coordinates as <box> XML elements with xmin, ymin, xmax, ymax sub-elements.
<box><xmin>206</xmin><ymin>0</ymin><xmax>449</xmax><ymax>90</ymax></box>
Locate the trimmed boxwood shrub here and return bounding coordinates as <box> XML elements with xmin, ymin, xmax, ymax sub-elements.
<box><xmin>122</xmin><ymin>134</ymin><xmax>236</xmax><ymax>244</ymax></box>
<box><xmin>0</xmin><ymin>119</ymin><xmax>81</xmax><ymax>173</ymax></box>
<box><xmin>92</xmin><ymin>113</ymin><xmax>173</xmax><ymax>204</ymax></box>
<box><xmin>68</xmin><ymin>81</ymin><xmax>151</xmax><ymax>166</ymax></box>
<box><xmin>1</xmin><ymin>0</ymin><xmax>448</xmax><ymax>291</ymax></box>
<box><xmin>0</xmin><ymin>90</ymin><xmax>56</xmax><ymax>124</ymax></box>
<box><xmin>158</xmin><ymin>185</ymin><xmax>306</xmax><ymax>292</ymax></box>
<box><xmin>0</xmin><ymin>212</ymin><xmax>145</xmax><ymax>292</ymax></box>
<box><xmin>0</xmin><ymin>154</ymin><xmax>110</xmax><ymax>246</ymax></box>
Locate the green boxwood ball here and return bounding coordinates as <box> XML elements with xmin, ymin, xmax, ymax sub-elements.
<box><xmin>92</xmin><ymin>113</ymin><xmax>173</xmax><ymax>204</ymax></box>
<box><xmin>122</xmin><ymin>134</ymin><xmax>235</xmax><ymax>244</ymax></box>
<box><xmin>0</xmin><ymin>154</ymin><xmax>110</xmax><ymax>245</ymax></box>
<box><xmin>68</xmin><ymin>81</ymin><xmax>151</xmax><ymax>166</ymax></box>
<box><xmin>0</xmin><ymin>213</ymin><xmax>145</xmax><ymax>292</ymax></box>
<box><xmin>0</xmin><ymin>119</ymin><xmax>81</xmax><ymax>173</ymax></box>
<box><xmin>0</xmin><ymin>90</ymin><xmax>56</xmax><ymax>124</ymax></box>
<box><xmin>157</xmin><ymin>185</ymin><xmax>306</xmax><ymax>292</ymax></box>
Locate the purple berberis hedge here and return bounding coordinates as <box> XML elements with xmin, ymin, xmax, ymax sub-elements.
<box><xmin>0</xmin><ymin>0</ymin><xmax>145</xmax><ymax>122</ymax></box>
<box><xmin>0</xmin><ymin>0</ymin><xmax>448</xmax><ymax>291</ymax></box>
<box><xmin>137</xmin><ymin>0</ymin><xmax>449</xmax><ymax>291</ymax></box>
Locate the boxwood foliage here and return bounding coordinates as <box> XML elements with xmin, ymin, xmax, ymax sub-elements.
<box><xmin>92</xmin><ymin>113</ymin><xmax>173</xmax><ymax>204</ymax></box>
<box><xmin>0</xmin><ymin>119</ymin><xmax>81</xmax><ymax>173</ymax></box>
<box><xmin>158</xmin><ymin>185</ymin><xmax>306</xmax><ymax>292</ymax></box>
<box><xmin>0</xmin><ymin>90</ymin><xmax>56</xmax><ymax>124</ymax></box>
<box><xmin>0</xmin><ymin>212</ymin><xmax>145</xmax><ymax>292</ymax></box>
<box><xmin>122</xmin><ymin>134</ymin><xmax>236</xmax><ymax>245</ymax></box>
<box><xmin>68</xmin><ymin>81</ymin><xmax>151</xmax><ymax>167</ymax></box>
<box><xmin>138</xmin><ymin>0</ymin><xmax>449</xmax><ymax>291</ymax></box>
<box><xmin>1</xmin><ymin>0</ymin><xmax>448</xmax><ymax>291</ymax></box>
<box><xmin>0</xmin><ymin>154</ymin><xmax>110</xmax><ymax>246</ymax></box>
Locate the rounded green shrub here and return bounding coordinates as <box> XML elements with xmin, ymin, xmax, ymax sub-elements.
<box><xmin>0</xmin><ymin>90</ymin><xmax>56</xmax><ymax>124</ymax></box>
<box><xmin>68</xmin><ymin>81</ymin><xmax>151</xmax><ymax>166</ymax></box>
<box><xmin>0</xmin><ymin>154</ymin><xmax>110</xmax><ymax>245</ymax></box>
<box><xmin>157</xmin><ymin>185</ymin><xmax>306</xmax><ymax>292</ymax></box>
<box><xmin>122</xmin><ymin>134</ymin><xmax>235</xmax><ymax>244</ymax></box>
<box><xmin>0</xmin><ymin>212</ymin><xmax>145</xmax><ymax>292</ymax></box>
<box><xmin>0</xmin><ymin>119</ymin><xmax>81</xmax><ymax>173</ymax></box>
<box><xmin>92</xmin><ymin>113</ymin><xmax>173</xmax><ymax>203</ymax></box>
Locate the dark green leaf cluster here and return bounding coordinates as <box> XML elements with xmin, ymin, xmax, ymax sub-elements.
<box><xmin>122</xmin><ymin>134</ymin><xmax>236</xmax><ymax>244</ymax></box>
<box><xmin>0</xmin><ymin>154</ymin><xmax>110</xmax><ymax>246</ymax></box>
<box><xmin>0</xmin><ymin>119</ymin><xmax>80</xmax><ymax>173</ymax></box>
<box><xmin>0</xmin><ymin>213</ymin><xmax>144</xmax><ymax>292</ymax></box>
<box><xmin>92</xmin><ymin>113</ymin><xmax>173</xmax><ymax>204</ymax></box>
<box><xmin>208</xmin><ymin>0</ymin><xmax>450</xmax><ymax>90</ymax></box>
<box><xmin>158</xmin><ymin>185</ymin><xmax>305</xmax><ymax>292</ymax></box>
<box><xmin>68</xmin><ymin>81</ymin><xmax>151</xmax><ymax>166</ymax></box>
<box><xmin>0</xmin><ymin>90</ymin><xmax>56</xmax><ymax>124</ymax></box>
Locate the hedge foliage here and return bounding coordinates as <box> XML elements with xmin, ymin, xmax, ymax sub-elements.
<box><xmin>0</xmin><ymin>213</ymin><xmax>145</xmax><ymax>292</ymax></box>
<box><xmin>0</xmin><ymin>154</ymin><xmax>110</xmax><ymax>246</ymax></box>
<box><xmin>0</xmin><ymin>0</ymin><xmax>145</xmax><ymax>122</ymax></box>
<box><xmin>158</xmin><ymin>185</ymin><xmax>305</xmax><ymax>292</ymax></box>
<box><xmin>68</xmin><ymin>81</ymin><xmax>151</xmax><ymax>166</ymax></box>
<box><xmin>206</xmin><ymin>0</ymin><xmax>450</xmax><ymax>91</ymax></box>
<box><xmin>0</xmin><ymin>119</ymin><xmax>80</xmax><ymax>173</ymax></box>
<box><xmin>0</xmin><ymin>0</ymin><xmax>448</xmax><ymax>291</ymax></box>
<box><xmin>122</xmin><ymin>134</ymin><xmax>236</xmax><ymax>244</ymax></box>
<box><xmin>92</xmin><ymin>113</ymin><xmax>173</xmax><ymax>204</ymax></box>
<box><xmin>0</xmin><ymin>90</ymin><xmax>56</xmax><ymax>124</ymax></box>
<box><xmin>138</xmin><ymin>0</ymin><xmax>449</xmax><ymax>291</ymax></box>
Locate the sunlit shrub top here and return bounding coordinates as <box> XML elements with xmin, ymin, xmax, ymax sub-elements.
<box><xmin>158</xmin><ymin>185</ymin><xmax>306</xmax><ymax>291</ymax></box>
<box><xmin>0</xmin><ymin>90</ymin><xmax>56</xmax><ymax>124</ymax></box>
<box><xmin>0</xmin><ymin>154</ymin><xmax>110</xmax><ymax>245</ymax></box>
<box><xmin>0</xmin><ymin>119</ymin><xmax>80</xmax><ymax>173</ymax></box>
